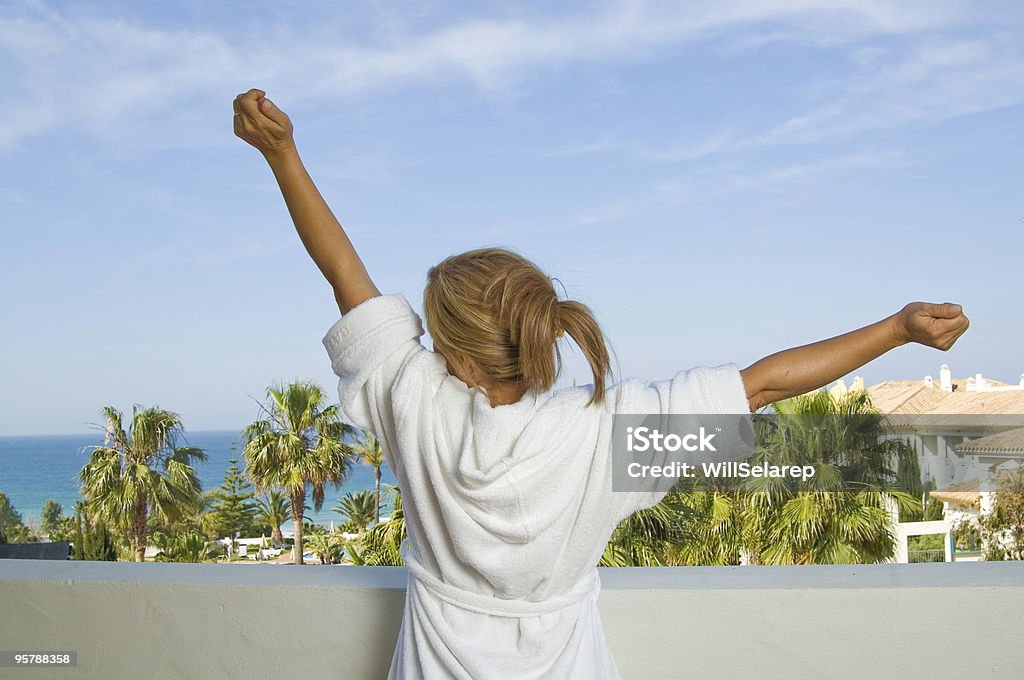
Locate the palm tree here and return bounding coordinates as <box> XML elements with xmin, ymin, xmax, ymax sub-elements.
<box><xmin>739</xmin><ymin>389</ymin><xmax>920</xmax><ymax>564</ymax></box>
<box><xmin>600</xmin><ymin>497</ymin><xmax>695</xmax><ymax>567</ymax></box>
<box><xmin>333</xmin><ymin>490</ymin><xmax>379</xmax><ymax>537</ymax></box>
<box><xmin>242</xmin><ymin>381</ymin><xmax>355</xmax><ymax>565</ymax></box>
<box><xmin>601</xmin><ymin>389</ymin><xmax>921</xmax><ymax>566</ymax></box>
<box><xmin>194</xmin><ymin>490</ymin><xmax>220</xmax><ymax>540</ymax></box>
<box><xmin>347</xmin><ymin>485</ymin><xmax>407</xmax><ymax>566</ymax></box>
<box><xmin>352</xmin><ymin>431</ymin><xmax>386</xmax><ymax>524</ymax></box>
<box><xmin>255</xmin><ymin>490</ymin><xmax>291</xmax><ymax>547</ymax></box>
<box><xmin>79</xmin><ymin>406</ymin><xmax>207</xmax><ymax>562</ymax></box>
<box><xmin>153</xmin><ymin>531</ymin><xmax>212</xmax><ymax>563</ymax></box>
<box><xmin>303</xmin><ymin>530</ymin><xmax>344</xmax><ymax>565</ymax></box>
<box><xmin>668</xmin><ymin>490</ymin><xmax>748</xmax><ymax>566</ymax></box>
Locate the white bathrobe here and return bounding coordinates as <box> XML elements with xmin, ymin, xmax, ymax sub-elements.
<box><xmin>323</xmin><ymin>294</ymin><xmax>751</xmax><ymax>679</ymax></box>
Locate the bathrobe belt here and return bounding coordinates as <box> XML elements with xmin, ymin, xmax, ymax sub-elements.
<box><xmin>402</xmin><ymin>547</ymin><xmax>601</xmax><ymax>618</ymax></box>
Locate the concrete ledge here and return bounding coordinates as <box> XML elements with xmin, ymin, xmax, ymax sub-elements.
<box><xmin>5</xmin><ymin>558</ymin><xmax>1022</xmax><ymax>589</ymax></box>
<box><xmin>2</xmin><ymin>560</ymin><xmax>1023</xmax><ymax>678</ymax></box>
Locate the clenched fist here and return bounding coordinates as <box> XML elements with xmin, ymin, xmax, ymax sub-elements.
<box><xmin>892</xmin><ymin>301</ymin><xmax>970</xmax><ymax>350</ymax></box>
<box><xmin>233</xmin><ymin>88</ymin><xmax>294</xmax><ymax>157</ymax></box>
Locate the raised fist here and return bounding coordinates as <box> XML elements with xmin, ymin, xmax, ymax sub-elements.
<box><xmin>233</xmin><ymin>88</ymin><xmax>294</xmax><ymax>157</ymax></box>
<box><xmin>893</xmin><ymin>302</ymin><xmax>970</xmax><ymax>350</ymax></box>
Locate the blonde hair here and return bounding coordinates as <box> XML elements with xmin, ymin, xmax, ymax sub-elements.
<box><xmin>423</xmin><ymin>247</ymin><xmax>612</xmax><ymax>407</ymax></box>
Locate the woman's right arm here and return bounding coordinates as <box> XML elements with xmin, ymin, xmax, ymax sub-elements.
<box><xmin>233</xmin><ymin>88</ymin><xmax>380</xmax><ymax>314</ymax></box>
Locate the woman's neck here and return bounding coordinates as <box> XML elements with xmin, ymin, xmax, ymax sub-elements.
<box><xmin>483</xmin><ymin>381</ymin><xmax>531</xmax><ymax>407</ymax></box>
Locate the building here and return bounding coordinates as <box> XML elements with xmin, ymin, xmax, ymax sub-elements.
<box><xmin>856</xmin><ymin>363</ymin><xmax>1024</xmax><ymax>494</ymax></box>
<box><xmin>933</xmin><ymin>430</ymin><xmax>1024</xmax><ymax>557</ymax></box>
<box><xmin>831</xmin><ymin>364</ymin><xmax>1024</xmax><ymax>562</ymax></box>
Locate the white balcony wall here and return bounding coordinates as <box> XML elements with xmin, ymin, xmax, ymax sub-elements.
<box><xmin>2</xmin><ymin>561</ymin><xmax>1022</xmax><ymax>678</ymax></box>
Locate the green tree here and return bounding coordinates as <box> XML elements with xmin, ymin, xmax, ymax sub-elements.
<box><xmin>41</xmin><ymin>499</ymin><xmax>64</xmax><ymax>538</ymax></box>
<box><xmin>952</xmin><ymin>517</ymin><xmax>983</xmax><ymax>552</ymax></box>
<box><xmin>669</xmin><ymin>491</ymin><xmax>748</xmax><ymax>566</ymax></box>
<box><xmin>242</xmin><ymin>381</ymin><xmax>355</xmax><ymax>565</ymax></box>
<box><xmin>976</xmin><ymin>465</ymin><xmax>1024</xmax><ymax>561</ymax></box>
<box><xmin>924</xmin><ymin>497</ymin><xmax>945</xmax><ymax>521</ymax></box>
<box><xmin>908</xmin><ymin>533</ymin><xmax>945</xmax><ymax>554</ymax></box>
<box><xmin>601</xmin><ymin>498</ymin><xmax>703</xmax><ymax>567</ymax></box>
<box><xmin>72</xmin><ymin>502</ymin><xmax>119</xmax><ymax>561</ymax></box>
<box><xmin>207</xmin><ymin>456</ymin><xmax>259</xmax><ymax>539</ymax></box>
<box><xmin>149</xmin><ymin>489</ymin><xmax>219</xmax><ymax>552</ymax></box>
<box><xmin>4</xmin><ymin>524</ymin><xmax>36</xmax><ymax>543</ymax></box>
<box><xmin>50</xmin><ymin>515</ymin><xmax>78</xmax><ymax>543</ymax></box>
<box><xmin>353</xmin><ymin>431</ymin><xmax>386</xmax><ymax>524</ymax></box>
<box><xmin>194</xmin><ymin>490</ymin><xmax>221</xmax><ymax>540</ymax></box>
<box><xmin>0</xmin><ymin>491</ymin><xmax>25</xmax><ymax>544</ymax></box>
<box><xmin>79</xmin><ymin>405</ymin><xmax>207</xmax><ymax>562</ymax></box>
<box><xmin>147</xmin><ymin>491</ymin><xmax>215</xmax><ymax>562</ymax></box>
<box><xmin>901</xmin><ymin>496</ymin><xmax>945</xmax><ymax>523</ymax></box>
<box><xmin>255</xmin><ymin>490</ymin><xmax>291</xmax><ymax>546</ymax></box>
<box><xmin>333</xmin><ymin>490</ymin><xmax>378</xmax><ymax>537</ymax></box>
<box><xmin>347</xmin><ymin>485</ymin><xmax>407</xmax><ymax>566</ymax></box>
<box><xmin>304</xmin><ymin>529</ymin><xmax>344</xmax><ymax>565</ymax></box>
<box><xmin>732</xmin><ymin>390</ymin><xmax>918</xmax><ymax>565</ymax></box>
<box><xmin>153</xmin><ymin>531</ymin><xmax>213</xmax><ymax>563</ymax></box>
<box><xmin>602</xmin><ymin>389</ymin><xmax>921</xmax><ymax>566</ymax></box>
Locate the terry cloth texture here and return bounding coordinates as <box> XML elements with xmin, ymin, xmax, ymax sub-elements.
<box><xmin>323</xmin><ymin>293</ymin><xmax>751</xmax><ymax>679</ymax></box>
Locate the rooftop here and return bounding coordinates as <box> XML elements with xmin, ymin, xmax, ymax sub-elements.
<box><xmin>865</xmin><ymin>382</ymin><xmax>1024</xmax><ymax>417</ymax></box>
<box><xmin>956</xmin><ymin>428</ymin><xmax>1024</xmax><ymax>454</ymax></box>
<box><xmin>930</xmin><ymin>477</ymin><xmax>981</xmax><ymax>508</ymax></box>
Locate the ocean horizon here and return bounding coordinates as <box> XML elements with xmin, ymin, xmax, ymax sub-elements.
<box><xmin>0</xmin><ymin>429</ymin><xmax>397</xmax><ymax>531</ymax></box>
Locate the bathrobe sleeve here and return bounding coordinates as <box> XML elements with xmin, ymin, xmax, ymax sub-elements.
<box><xmin>607</xmin><ymin>363</ymin><xmax>753</xmax><ymax>521</ymax></box>
<box><xmin>322</xmin><ymin>293</ymin><xmax>439</xmax><ymax>471</ymax></box>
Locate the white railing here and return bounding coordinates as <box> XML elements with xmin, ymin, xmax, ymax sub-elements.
<box><xmin>1</xmin><ymin>560</ymin><xmax>1022</xmax><ymax>678</ymax></box>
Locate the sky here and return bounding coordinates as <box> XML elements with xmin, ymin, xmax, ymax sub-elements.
<box><xmin>1</xmin><ymin>0</ymin><xmax>1022</xmax><ymax>436</ymax></box>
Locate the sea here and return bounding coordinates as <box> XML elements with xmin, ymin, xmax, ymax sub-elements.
<box><xmin>0</xmin><ymin>430</ymin><xmax>398</xmax><ymax>531</ymax></box>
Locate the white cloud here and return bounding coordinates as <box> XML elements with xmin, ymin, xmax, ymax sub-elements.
<box><xmin>639</xmin><ymin>134</ymin><xmax>739</xmax><ymax>163</ymax></box>
<box><xmin>539</xmin><ymin>139</ymin><xmax>623</xmax><ymax>159</ymax></box>
<box><xmin>652</xmin><ymin>148</ymin><xmax>908</xmax><ymax>200</ymax></box>
<box><xmin>751</xmin><ymin>38</ymin><xmax>1024</xmax><ymax>146</ymax></box>
<box><xmin>0</xmin><ymin>12</ymin><xmax>248</xmax><ymax>148</ymax></box>
<box><xmin>480</xmin><ymin>147</ymin><xmax>907</xmax><ymax>238</ymax></box>
<box><xmin>554</xmin><ymin>34</ymin><xmax>1024</xmax><ymax>164</ymax></box>
<box><xmin>0</xmin><ymin>0</ymin><xmax>985</xmax><ymax>149</ymax></box>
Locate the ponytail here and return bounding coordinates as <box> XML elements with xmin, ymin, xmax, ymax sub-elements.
<box><xmin>555</xmin><ymin>300</ymin><xmax>611</xmax><ymax>406</ymax></box>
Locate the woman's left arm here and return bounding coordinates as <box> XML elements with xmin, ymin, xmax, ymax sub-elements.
<box><xmin>740</xmin><ymin>302</ymin><xmax>970</xmax><ymax>412</ymax></box>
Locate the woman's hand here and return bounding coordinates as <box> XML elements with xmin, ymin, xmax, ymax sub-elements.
<box><xmin>891</xmin><ymin>302</ymin><xmax>970</xmax><ymax>350</ymax></box>
<box><xmin>233</xmin><ymin>88</ymin><xmax>295</xmax><ymax>158</ymax></box>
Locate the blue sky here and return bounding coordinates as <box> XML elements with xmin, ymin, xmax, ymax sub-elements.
<box><xmin>1</xmin><ymin>1</ymin><xmax>1022</xmax><ymax>436</ymax></box>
